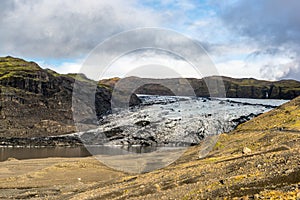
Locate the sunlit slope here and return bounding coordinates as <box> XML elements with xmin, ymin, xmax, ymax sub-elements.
<box><xmin>235</xmin><ymin>96</ymin><xmax>300</xmax><ymax>132</ymax></box>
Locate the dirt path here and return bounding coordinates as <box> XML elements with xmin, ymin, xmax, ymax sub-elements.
<box><xmin>0</xmin><ymin>157</ymin><xmax>126</xmax><ymax>199</ymax></box>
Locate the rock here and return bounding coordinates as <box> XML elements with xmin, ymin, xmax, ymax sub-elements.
<box><xmin>257</xmin><ymin>164</ymin><xmax>262</xmax><ymax>168</ymax></box>
<box><xmin>231</xmin><ymin>113</ymin><xmax>258</xmax><ymax>128</ymax></box>
<box><xmin>284</xmin><ymin>169</ymin><xmax>294</xmax><ymax>174</ymax></box>
<box><xmin>134</xmin><ymin>120</ymin><xmax>151</xmax><ymax>127</ymax></box>
<box><xmin>0</xmin><ymin>135</ymin><xmax>83</xmax><ymax>147</ymax></box>
<box><xmin>6</xmin><ymin>157</ymin><xmax>18</xmax><ymax>161</ymax></box>
<box><xmin>103</xmin><ymin>127</ymin><xmax>124</xmax><ymax>138</ymax></box>
<box><xmin>242</xmin><ymin>147</ymin><xmax>252</xmax><ymax>154</ymax></box>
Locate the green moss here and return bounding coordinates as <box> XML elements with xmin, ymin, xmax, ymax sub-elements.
<box><xmin>0</xmin><ymin>57</ymin><xmax>41</xmax><ymax>72</ymax></box>
<box><xmin>0</xmin><ymin>56</ymin><xmax>42</xmax><ymax>81</ymax></box>
<box><xmin>44</xmin><ymin>68</ymin><xmax>60</xmax><ymax>77</ymax></box>
<box><xmin>213</xmin><ymin>141</ymin><xmax>225</xmax><ymax>150</ymax></box>
<box><xmin>64</xmin><ymin>73</ymin><xmax>96</xmax><ymax>84</ymax></box>
<box><xmin>97</xmin><ymin>83</ymin><xmax>113</xmax><ymax>91</ymax></box>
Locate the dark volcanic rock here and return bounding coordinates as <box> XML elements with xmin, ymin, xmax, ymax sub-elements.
<box><xmin>0</xmin><ymin>136</ymin><xmax>83</xmax><ymax>147</ymax></box>
<box><xmin>134</xmin><ymin>120</ymin><xmax>151</xmax><ymax>127</ymax></box>
<box><xmin>231</xmin><ymin>113</ymin><xmax>259</xmax><ymax>128</ymax></box>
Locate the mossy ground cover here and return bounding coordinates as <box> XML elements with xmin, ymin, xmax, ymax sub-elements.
<box><xmin>236</xmin><ymin>96</ymin><xmax>300</xmax><ymax>132</ymax></box>
<box><xmin>0</xmin><ymin>56</ymin><xmax>41</xmax><ymax>74</ymax></box>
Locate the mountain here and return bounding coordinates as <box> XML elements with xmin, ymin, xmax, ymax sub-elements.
<box><xmin>1</xmin><ymin>55</ymin><xmax>299</xmax><ymax>138</ymax></box>
<box><xmin>0</xmin><ymin>56</ymin><xmax>139</xmax><ymax>138</ymax></box>
<box><xmin>99</xmin><ymin>76</ymin><xmax>300</xmax><ymax>99</ymax></box>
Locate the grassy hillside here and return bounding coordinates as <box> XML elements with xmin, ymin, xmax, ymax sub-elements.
<box><xmin>0</xmin><ymin>56</ymin><xmax>41</xmax><ymax>79</ymax></box>
<box><xmin>235</xmin><ymin>96</ymin><xmax>300</xmax><ymax>132</ymax></box>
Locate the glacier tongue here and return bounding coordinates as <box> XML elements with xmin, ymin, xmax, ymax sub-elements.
<box><xmin>79</xmin><ymin>95</ymin><xmax>287</xmax><ymax>146</ymax></box>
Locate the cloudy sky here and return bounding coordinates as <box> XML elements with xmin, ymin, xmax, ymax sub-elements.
<box><xmin>0</xmin><ymin>0</ymin><xmax>299</xmax><ymax>80</ymax></box>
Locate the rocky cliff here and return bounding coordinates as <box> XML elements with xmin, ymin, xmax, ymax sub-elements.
<box><xmin>100</xmin><ymin>76</ymin><xmax>300</xmax><ymax>99</ymax></box>
<box><xmin>0</xmin><ymin>56</ymin><xmax>139</xmax><ymax>138</ymax></box>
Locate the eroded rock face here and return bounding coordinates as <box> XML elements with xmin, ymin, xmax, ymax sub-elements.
<box><xmin>0</xmin><ymin>56</ymin><xmax>140</xmax><ymax>137</ymax></box>
<box><xmin>99</xmin><ymin>76</ymin><xmax>300</xmax><ymax>99</ymax></box>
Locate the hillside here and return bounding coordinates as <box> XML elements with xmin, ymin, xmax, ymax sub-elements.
<box><xmin>0</xmin><ymin>56</ymin><xmax>140</xmax><ymax>138</ymax></box>
<box><xmin>100</xmin><ymin>76</ymin><xmax>300</xmax><ymax>99</ymax></box>
<box><xmin>235</xmin><ymin>96</ymin><xmax>300</xmax><ymax>132</ymax></box>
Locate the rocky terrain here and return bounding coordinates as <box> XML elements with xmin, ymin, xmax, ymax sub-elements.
<box><xmin>0</xmin><ymin>96</ymin><xmax>299</xmax><ymax>199</ymax></box>
<box><xmin>100</xmin><ymin>76</ymin><xmax>300</xmax><ymax>99</ymax></box>
<box><xmin>0</xmin><ymin>136</ymin><xmax>83</xmax><ymax>147</ymax></box>
<box><xmin>0</xmin><ymin>56</ymin><xmax>139</xmax><ymax>138</ymax></box>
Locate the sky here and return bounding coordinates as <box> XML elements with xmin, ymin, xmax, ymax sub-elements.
<box><xmin>0</xmin><ymin>0</ymin><xmax>299</xmax><ymax>81</ymax></box>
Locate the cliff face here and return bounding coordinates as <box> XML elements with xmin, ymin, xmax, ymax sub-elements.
<box><xmin>99</xmin><ymin>76</ymin><xmax>300</xmax><ymax>99</ymax></box>
<box><xmin>220</xmin><ymin>77</ymin><xmax>300</xmax><ymax>99</ymax></box>
<box><xmin>0</xmin><ymin>56</ymin><xmax>139</xmax><ymax>137</ymax></box>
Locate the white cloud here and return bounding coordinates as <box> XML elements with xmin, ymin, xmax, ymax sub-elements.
<box><xmin>216</xmin><ymin>60</ymin><xmax>249</xmax><ymax>78</ymax></box>
<box><xmin>36</xmin><ymin>59</ymin><xmax>82</xmax><ymax>75</ymax></box>
<box><xmin>220</xmin><ymin>0</ymin><xmax>300</xmax><ymax>80</ymax></box>
<box><xmin>105</xmin><ymin>49</ymin><xmax>207</xmax><ymax>79</ymax></box>
<box><xmin>53</xmin><ymin>61</ymin><xmax>82</xmax><ymax>75</ymax></box>
<box><xmin>1</xmin><ymin>0</ymin><xmax>299</xmax><ymax>81</ymax></box>
<box><xmin>0</xmin><ymin>0</ymin><xmax>162</xmax><ymax>58</ymax></box>
<box><xmin>215</xmin><ymin>50</ymin><xmax>297</xmax><ymax>81</ymax></box>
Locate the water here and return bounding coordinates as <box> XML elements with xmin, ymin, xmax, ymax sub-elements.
<box><xmin>221</xmin><ymin>97</ymin><xmax>288</xmax><ymax>107</ymax></box>
<box><xmin>0</xmin><ymin>146</ymin><xmax>91</xmax><ymax>162</ymax></box>
<box><xmin>0</xmin><ymin>145</ymin><xmax>166</xmax><ymax>162</ymax></box>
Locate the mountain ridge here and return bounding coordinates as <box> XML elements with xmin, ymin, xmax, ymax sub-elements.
<box><xmin>100</xmin><ymin>76</ymin><xmax>300</xmax><ymax>99</ymax></box>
